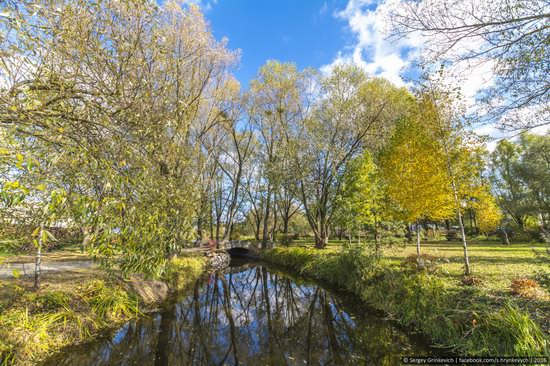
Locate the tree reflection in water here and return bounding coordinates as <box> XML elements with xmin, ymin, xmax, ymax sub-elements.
<box><xmin>47</xmin><ymin>261</ymin><xmax>429</xmax><ymax>366</ymax></box>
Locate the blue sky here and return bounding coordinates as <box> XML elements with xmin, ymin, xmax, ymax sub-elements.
<box><xmin>204</xmin><ymin>0</ymin><xmax>351</xmax><ymax>86</ymax></box>
<box><xmin>196</xmin><ymin>0</ymin><xmax>421</xmax><ymax>89</ymax></box>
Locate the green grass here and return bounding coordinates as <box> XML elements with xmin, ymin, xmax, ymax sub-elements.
<box><xmin>286</xmin><ymin>239</ymin><xmax>548</xmax><ymax>294</ymax></box>
<box><xmin>0</xmin><ymin>254</ymin><xmax>207</xmax><ymax>366</ymax></box>
<box><xmin>262</xmin><ymin>243</ymin><xmax>549</xmax><ymax>357</ymax></box>
<box><xmin>0</xmin><ymin>240</ymin><xmax>89</xmax><ymax>265</ymax></box>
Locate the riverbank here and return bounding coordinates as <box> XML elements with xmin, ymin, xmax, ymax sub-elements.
<box><xmin>261</xmin><ymin>246</ymin><xmax>549</xmax><ymax>357</ymax></box>
<box><xmin>0</xmin><ymin>256</ymin><xmax>207</xmax><ymax>365</ymax></box>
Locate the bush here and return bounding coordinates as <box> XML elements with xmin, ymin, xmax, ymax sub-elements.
<box><xmin>279</xmin><ymin>233</ymin><xmax>297</xmax><ymax>246</ymax></box>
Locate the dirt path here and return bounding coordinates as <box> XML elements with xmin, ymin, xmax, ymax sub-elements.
<box><xmin>0</xmin><ymin>260</ymin><xmax>95</xmax><ymax>279</ymax></box>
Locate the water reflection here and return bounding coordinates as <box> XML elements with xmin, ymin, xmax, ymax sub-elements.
<box><xmin>47</xmin><ymin>261</ymin><xmax>429</xmax><ymax>365</ymax></box>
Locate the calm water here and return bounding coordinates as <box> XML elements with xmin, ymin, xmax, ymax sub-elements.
<box><xmin>46</xmin><ymin>260</ymin><xmax>432</xmax><ymax>365</ymax></box>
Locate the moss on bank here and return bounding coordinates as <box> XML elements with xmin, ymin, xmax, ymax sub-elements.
<box><xmin>262</xmin><ymin>247</ymin><xmax>549</xmax><ymax>357</ymax></box>
<box><xmin>0</xmin><ymin>256</ymin><xmax>207</xmax><ymax>366</ymax></box>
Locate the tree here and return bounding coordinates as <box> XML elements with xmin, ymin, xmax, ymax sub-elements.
<box><xmin>470</xmin><ymin>187</ymin><xmax>504</xmax><ymax>235</ymax></box>
<box><xmin>515</xmin><ymin>133</ymin><xmax>550</xmax><ymax>228</ymax></box>
<box><xmin>0</xmin><ymin>0</ymin><xmax>237</xmax><ymax>276</ymax></box>
<box><xmin>490</xmin><ymin>140</ymin><xmax>530</xmax><ymax>230</ymax></box>
<box><xmin>490</xmin><ymin>133</ymin><xmax>550</xmax><ymax>231</ymax></box>
<box><xmin>247</xmin><ymin>61</ymin><xmax>305</xmax><ymax>248</ymax></box>
<box><xmin>417</xmin><ymin>85</ymin><xmax>487</xmax><ymax>275</ymax></box>
<box><xmin>334</xmin><ymin>151</ymin><xmax>386</xmax><ymax>254</ymax></box>
<box><xmin>379</xmin><ymin>115</ymin><xmax>455</xmax><ymax>257</ymax></box>
<box><xmin>385</xmin><ymin>0</ymin><xmax>549</xmax><ymax>130</ymax></box>
<box><xmin>294</xmin><ymin>65</ymin><xmax>410</xmax><ymax>248</ymax></box>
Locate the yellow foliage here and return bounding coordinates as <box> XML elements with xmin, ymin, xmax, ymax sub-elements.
<box><xmin>380</xmin><ymin>116</ymin><xmax>455</xmax><ymax>223</ymax></box>
<box><xmin>471</xmin><ymin>188</ymin><xmax>503</xmax><ymax>233</ymax></box>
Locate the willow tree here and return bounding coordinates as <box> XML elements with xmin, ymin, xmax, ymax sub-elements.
<box><xmin>0</xmin><ymin>0</ymin><xmax>237</xmax><ymax>275</ymax></box>
<box><xmin>247</xmin><ymin>61</ymin><xmax>307</xmax><ymax>248</ymax></box>
<box><xmin>293</xmin><ymin>65</ymin><xmax>411</xmax><ymax>249</ymax></box>
<box><xmin>380</xmin><ymin>115</ymin><xmax>455</xmax><ymax>257</ymax></box>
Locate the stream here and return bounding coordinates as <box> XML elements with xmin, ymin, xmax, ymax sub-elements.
<box><xmin>45</xmin><ymin>259</ymin><xmax>433</xmax><ymax>365</ymax></box>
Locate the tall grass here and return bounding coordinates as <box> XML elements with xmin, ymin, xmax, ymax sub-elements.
<box><xmin>262</xmin><ymin>246</ymin><xmax>549</xmax><ymax>357</ymax></box>
<box><xmin>164</xmin><ymin>256</ymin><xmax>207</xmax><ymax>290</ymax></box>
<box><xmin>0</xmin><ymin>255</ymin><xmax>206</xmax><ymax>365</ymax></box>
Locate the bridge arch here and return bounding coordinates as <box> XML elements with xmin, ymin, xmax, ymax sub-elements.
<box><xmin>227</xmin><ymin>247</ymin><xmax>251</xmax><ymax>258</ymax></box>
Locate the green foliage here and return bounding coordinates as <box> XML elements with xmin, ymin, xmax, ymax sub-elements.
<box><xmin>0</xmin><ymin>0</ymin><xmax>235</xmax><ymax>276</ymax></box>
<box><xmin>490</xmin><ymin>133</ymin><xmax>550</xmax><ymax>232</ymax></box>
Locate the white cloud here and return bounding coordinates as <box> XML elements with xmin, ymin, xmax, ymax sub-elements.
<box><xmin>321</xmin><ymin>0</ymin><xmax>419</xmax><ymax>87</ymax></box>
<box><xmin>325</xmin><ymin>0</ymin><xmax>549</xmax><ymax>151</ymax></box>
<box><xmin>325</xmin><ymin>0</ymin><xmax>497</xmax><ymax>105</ymax></box>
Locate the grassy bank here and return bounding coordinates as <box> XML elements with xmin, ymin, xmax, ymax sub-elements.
<box><xmin>262</xmin><ymin>245</ymin><xmax>549</xmax><ymax>357</ymax></box>
<box><xmin>0</xmin><ymin>256</ymin><xmax>207</xmax><ymax>365</ymax></box>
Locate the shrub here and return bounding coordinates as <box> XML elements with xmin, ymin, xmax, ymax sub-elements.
<box><xmin>279</xmin><ymin>233</ymin><xmax>297</xmax><ymax>246</ymax></box>
<box><xmin>445</xmin><ymin>228</ymin><xmax>461</xmax><ymax>241</ymax></box>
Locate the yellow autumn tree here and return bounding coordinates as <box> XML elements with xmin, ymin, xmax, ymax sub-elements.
<box><xmin>470</xmin><ymin>187</ymin><xmax>503</xmax><ymax>234</ymax></box>
<box><xmin>380</xmin><ymin>114</ymin><xmax>454</xmax><ymax>257</ymax></box>
<box><xmin>417</xmin><ymin>84</ymin><xmax>487</xmax><ymax>275</ymax></box>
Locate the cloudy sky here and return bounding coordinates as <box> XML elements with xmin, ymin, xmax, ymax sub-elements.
<box><xmin>195</xmin><ymin>0</ymin><xmax>412</xmax><ymax>86</ymax></box>
<box><xmin>187</xmin><ymin>0</ymin><xmax>547</xmax><ymax>148</ymax></box>
<box><xmin>198</xmin><ymin>0</ymin><xmax>489</xmax><ymax>105</ymax></box>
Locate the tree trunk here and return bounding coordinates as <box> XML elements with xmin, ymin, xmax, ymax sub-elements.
<box><xmin>81</xmin><ymin>227</ymin><xmax>90</xmax><ymax>252</ymax></box>
<box><xmin>270</xmin><ymin>201</ymin><xmax>278</xmax><ymax>242</ymax></box>
<box><xmin>209</xmin><ymin>204</ymin><xmax>214</xmax><ymax>240</ymax></box>
<box><xmin>502</xmin><ymin>229</ymin><xmax>511</xmax><ymax>245</ymax></box>
<box><xmin>254</xmin><ymin>219</ymin><xmax>261</xmax><ymax>241</ymax></box>
<box><xmin>34</xmin><ymin>225</ymin><xmax>44</xmax><ymax>289</ymax></box>
<box><xmin>457</xmin><ymin>209</ymin><xmax>471</xmax><ymax>275</ymax></box>
<box><xmin>262</xmin><ymin>187</ymin><xmax>272</xmax><ymax>249</ymax></box>
<box><xmin>415</xmin><ymin>221</ymin><xmax>421</xmax><ymax>257</ymax></box>
<box><xmin>197</xmin><ymin>214</ymin><xmax>203</xmax><ymax>242</ymax></box>
<box><xmin>314</xmin><ymin>232</ymin><xmax>328</xmax><ymax>249</ymax></box>
<box><xmin>215</xmin><ymin>214</ymin><xmax>223</xmax><ymax>249</ymax></box>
